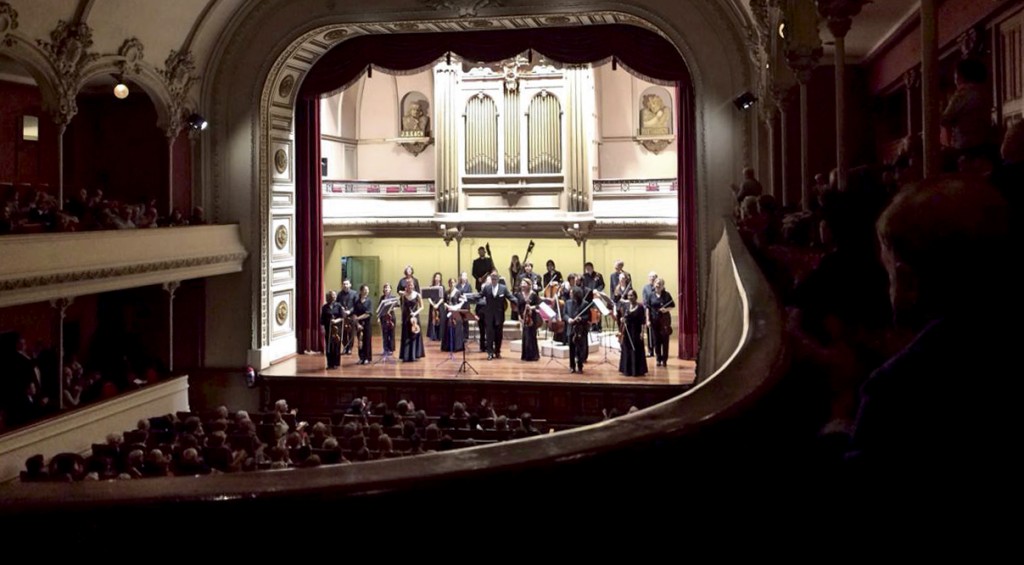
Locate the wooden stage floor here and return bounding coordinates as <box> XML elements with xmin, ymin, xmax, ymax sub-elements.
<box><xmin>262</xmin><ymin>338</ymin><xmax>696</xmax><ymax>388</ymax></box>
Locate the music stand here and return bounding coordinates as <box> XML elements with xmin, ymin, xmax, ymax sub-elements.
<box><xmin>537</xmin><ymin>298</ymin><xmax>568</xmax><ymax>370</ymax></box>
<box><xmin>591</xmin><ymin>295</ymin><xmax>621</xmax><ymax>368</ymax></box>
<box><xmin>448</xmin><ymin>309</ymin><xmax>479</xmax><ymax>377</ymax></box>
<box><xmin>373</xmin><ymin>298</ymin><xmax>399</xmax><ymax>365</ymax></box>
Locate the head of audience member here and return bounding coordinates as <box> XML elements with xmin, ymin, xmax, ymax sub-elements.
<box><xmin>207</xmin><ymin>431</ymin><xmax>227</xmax><ymax>448</ymax></box>
<box><xmin>274</xmin><ymin>399</ymin><xmax>293</xmax><ymax>415</ymax></box>
<box><xmin>452</xmin><ymin>401</ymin><xmax>468</xmax><ymax>419</ymax></box>
<box><xmin>184</xmin><ymin>416</ymin><xmax>204</xmax><ymax>437</ymax></box>
<box><xmin>876</xmin><ymin>175</ymin><xmax>1010</xmax><ymax>331</ymax></box>
<box><xmin>403</xmin><ymin>420</ymin><xmax>417</xmax><ymax>439</ymax></box>
<box><xmin>322</xmin><ymin>437</ymin><xmax>339</xmax><ymax>451</ymax></box>
<box><xmin>137</xmin><ymin>418</ymin><xmax>150</xmax><ymax>432</ymax></box>
<box><xmin>413</xmin><ymin>410</ymin><xmax>428</xmax><ymax>429</ymax></box>
<box><xmin>395</xmin><ymin>399</ymin><xmax>410</xmax><ymax>416</ymax></box>
<box><xmin>106</xmin><ymin>433</ymin><xmax>123</xmax><ymax>446</ymax></box>
<box><xmin>372</xmin><ymin>402</ymin><xmax>388</xmax><ymax>416</ymax></box>
<box><xmin>302</xmin><ymin>454</ymin><xmax>321</xmax><ymax>468</ymax></box>
<box><xmin>425</xmin><ymin>424</ymin><xmax>441</xmax><ymax>442</ymax></box>
<box><xmin>367</xmin><ymin>423</ymin><xmax>382</xmax><ymax>441</ymax></box>
<box><xmin>954</xmin><ymin>57</ymin><xmax>986</xmax><ymax>87</ymax></box>
<box><xmin>340</xmin><ymin>423</ymin><xmax>357</xmax><ymax>439</ymax></box>
<box><xmin>495</xmin><ymin>415</ymin><xmax>509</xmax><ymax>431</ymax></box>
<box><xmin>378</xmin><ymin>435</ymin><xmax>394</xmax><ymax>456</ymax></box>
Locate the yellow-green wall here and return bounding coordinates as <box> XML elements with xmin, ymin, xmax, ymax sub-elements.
<box><xmin>325</xmin><ymin>236</ymin><xmax>679</xmax><ymax>301</ymax></box>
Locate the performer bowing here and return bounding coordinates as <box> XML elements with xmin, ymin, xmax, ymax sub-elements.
<box><xmin>618</xmin><ymin>289</ymin><xmax>648</xmax><ymax>377</ymax></box>
<box><xmin>320</xmin><ymin>290</ymin><xmax>343</xmax><ymax>369</ymax></box>
<box><xmin>645</xmin><ymin>278</ymin><xmax>675</xmax><ymax>367</ymax></box>
<box><xmin>352</xmin><ymin>284</ymin><xmax>374</xmax><ymax>365</ymax></box>
<box><xmin>481</xmin><ymin>272</ymin><xmax>515</xmax><ymax>360</ymax></box>
<box><xmin>517</xmin><ymin>279</ymin><xmax>541</xmax><ymax>362</ymax></box>
<box><xmin>399</xmin><ymin>284</ymin><xmax>425</xmax><ymax>362</ymax></box>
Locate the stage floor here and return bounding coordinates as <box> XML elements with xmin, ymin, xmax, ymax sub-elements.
<box><xmin>263</xmin><ymin>337</ymin><xmax>696</xmax><ymax>388</ymax></box>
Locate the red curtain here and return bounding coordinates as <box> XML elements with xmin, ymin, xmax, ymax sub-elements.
<box><xmin>297</xmin><ymin>23</ymin><xmax>699</xmax><ymax>359</ymax></box>
<box><xmin>295</xmin><ymin>99</ymin><xmax>323</xmax><ymax>353</ymax></box>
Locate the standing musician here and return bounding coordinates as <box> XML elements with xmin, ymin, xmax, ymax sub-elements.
<box><xmin>336</xmin><ymin>279</ymin><xmax>357</xmax><ymax>355</ymax></box>
<box><xmin>397</xmin><ymin>265</ymin><xmax>420</xmax><ymax>293</ymax></box>
<box><xmin>612</xmin><ymin>271</ymin><xmax>633</xmax><ymax>304</ymax></box>
<box><xmin>481</xmin><ymin>272</ymin><xmax>515</xmax><ymax>360</ymax></box>
<box><xmin>441</xmin><ymin>277</ymin><xmax>467</xmax><ymax>352</ymax></box>
<box><xmin>645</xmin><ymin>277</ymin><xmax>675</xmax><ymax>367</ymax></box>
<box><xmin>457</xmin><ymin>272</ymin><xmax>473</xmax><ymax>348</ymax></box>
<box><xmin>618</xmin><ymin>289</ymin><xmax>648</xmax><ymax>377</ymax></box>
<box><xmin>519</xmin><ymin>262</ymin><xmax>541</xmax><ymax>292</ymax></box>
<box><xmin>642</xmin><ymin>271</ymin><xmax>658</xmax><ymax>358</ymax></box>
<box><xmin>426</xmin><ymin>272</ymin><xmax>444</xmax><ymax>342</ymax></box>
<box><xmin>581</xmin><ymin>262</ymin><xmax>606</xmax><ymax>331</ymax></box>
<box><xmin>352</xmin><ymin>284</ymin><xmax>374</xmax><ymax>365</ymax></box>
<box><xmin>508</xmin><ymin>255</ymin><xmax>523</xmax><ymax>321</ymax></box>
<box><xmin>320</xmin><ymin>290</ymin><xmax>343</xmax><ymax>369</ymax></box>
<box><xmin>543</xmin><ymin>259</ymin><xmax>563</xmax><ymax>288</ymax></box>
<box><xmin>564</xmin><ymin>286</ymin><xmax>589</xmax><ymax>373</ymax></box>
<box><xmin>516</xmin><ymin>279</ymin><xmax>541</xmax><ymax>362</ymax></box>
<box><xmin>472</xmin><ymin>246</ymin><xmax>494</xmax><ymax>292</ymax></box>
<box><xmin>378</xmin><ymin>283</ymin><xmax>398</xmax><ymax>356</ymax></box>
<box><xmin>399</xmin><ymin>283</ymin><xmax>425</xmax><ymax>362</ymax></box>
<box><xmin>609</xmin><ymin>260</ymin><xmax>631</xmax><ymax>293</ymax></box>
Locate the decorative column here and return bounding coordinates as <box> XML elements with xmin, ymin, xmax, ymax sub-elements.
<box><xmin>783</xmin><ymin>0</ymin><xmax>822</xmax><ymax>210</ymax></box>
<box><xmin>166</xmin><ymin>131</ymin><xmax>178</xmax><ymax>215</ymax></box>
<box><xmin>920</xmin><ymin>0</ymin><xmax>940</xmax><ymax>178</ymax></box>
<box><xmin>49</xmin><ymin>297</ymin><xmax>73</xmax><ymax>409</ymax></box>
<box><xmin>163</xmin><ymin>281</ymin><xmax>180</xmax><ymax>373</ymax></box>
<box><xmin>904</xmin><ymin>69</ymin><xmax>919</xmax><ymax>136</ymax></box>
<box><xmin>775</xmin><ymin>89</ymin><xmax>795</xmax><ymax>208</ymax></box>
<box><xmin>763</xmin><ymin>107</ymin><xmax>778</xmax><ymax>199</ymax></box>
<box><xmin>817</xmin><ymin>0</ymin><xmax>867</xmax><ymax>193</ymax></box>
<box><xmin>564</xmin><ymin>64</ymin><xmax>593</xmax><ymax>212</ymax></box>
<box><xmin>434</xmin><ymin>58</ymin><xmax>460</xmax><ymax>213</ymax></box>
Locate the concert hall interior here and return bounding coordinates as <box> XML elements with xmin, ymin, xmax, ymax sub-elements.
<box><xmin>2</xmin><ymin>0</ymin><xmax>1022</xmax><ymax>536</ymax></box>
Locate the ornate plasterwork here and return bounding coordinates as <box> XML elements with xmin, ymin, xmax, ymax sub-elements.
<box><xmin>275</xmin><ymin>301</ymin><xmax>288</xmax><ymax>325</ymax></box>
<box><xmin>117</xmin><ymin>37</ymin><xmax>145</xmax><ymax>76</ymax></box>
<box><xmin>0</xmin><ymin>252</ymin><xmax>248</xmax><ymax>292</ymax></box>
<box><xmin>160</xmin><ymin>49</ymin><xmax>198</xmax><ymax>136</ymax></box>
<box><xmin>37</xmin><ymin>19</ymin><xmax>99</xmax><ymax>124</ymax></box>
<box><xmin>422</xmin><ymin>0</ymin><xmax>504</xmax><ymax>18</ymax></box>
<box><xmin>0</xmin><ymin>2</ymin><xmax>19</xmax><ymax>47</ymax></box>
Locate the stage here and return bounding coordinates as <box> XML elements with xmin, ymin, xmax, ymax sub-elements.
<box><xmin>260</xmin><ymin>332</ymin><xmax>696</xmax><ymax>425</ymax></box>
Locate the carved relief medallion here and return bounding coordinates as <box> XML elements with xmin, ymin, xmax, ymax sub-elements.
<box><xmin>278</xmin><ymin>75</ymin><xmax>294</xmax><ymax>98</ymax></box>
<box><xmin>274</xmin><ymin>149</ymin><xmax>288</xmax><ymax>174</ymax></box>
<box><xmin>276</xmin><ymin>301</ymin><xmax>288</xmax><ymax>325</ymax></box>
<box><xmin>274</xmin><ymin>225</ymin><xmax>288</xmax><ymax>250</ymax></box>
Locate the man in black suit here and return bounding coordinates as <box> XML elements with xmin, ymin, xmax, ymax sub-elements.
<box><xmin>471</xmin><ymin>246</ymin><xmax>494</xmax><ymax>292</ymax></box>
<box><xmin>480</xmin><ymin>272</ymin><xmax>515</xmax><ymax>360</ymax></box>
<box><xmin>581</xmin><ymin>262</ymin><xmax>605</xmax><ymax>331</ymax></box>
<box><xmin>335</xmin><ymin>279</ymin><xmax>357</xmax><ymax>355</ymax></box>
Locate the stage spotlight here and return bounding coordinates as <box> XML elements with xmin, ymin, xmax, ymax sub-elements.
<box><xmin>733</xmin><ymin>92</ymin><xmax>757</xmax><ymax>111</ymax></box>
<box><xmin>187</xmin><ymin>113</ymin><xmax>208</xmax><ymax>131</ymax></box>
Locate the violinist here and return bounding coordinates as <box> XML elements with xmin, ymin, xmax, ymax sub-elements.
<box><xmin>618</xmin><ymin>289</ymin><xmax>648</xmax><ymax>377</ymax></box>
<box><xmin>457</xmin><ymin>272</ymin><xmax>473</xmax><ymax>348</ymax></box>
<box><xmin>564</xmin><ymin>286</ymin><xmax>589</xmax><ymax>374</ymax></box>
<box><xmin>352</xmin><ymin>284</ymin><xmax>374</xmax><ymax>365</ymax></box>
<box><xmin>399</xmin><ymin>283</ymin><xmax>425</xmax><ymax>362</ymax></box>
<box><xmin>426</xmin><ymin>271</ymin><xmax>444</xmax><ymax>342</ymax></box>
<box><xmin>440</xmin><ymin>277</ymin><xmax>466</xmax><ymax>353</ymax></box>
<box><xmin>644</xmin><ymin>278</ymin><xmax>675</xmax><ymax>367</ymax></box>
<box><xmin>320</xmin><ymin>290</ymin><xmax>343</xmax><ymax>369</ymax></box>
<box><xmin>517</xmin><ymin>278</ymin><xmax>541</xmax><ymax>362</ymax></box>
<box><xmin>508</xmin><ymin>255</ymin><xmax>523</xmax><ymax>320</ymax></box>
<box><xmin>542</xmin><ymin>259</ymin><xmax>563</xmax><ymax>287</ymax></box>
<box><xmin>378</xmin><ymin>283</ymin><xmax>397</xmax><ymax>357</ymax></box>
<box><xmin>612</xmin><ymin>271</ymin><xmax>633</xmax><ymax>304</ymax></box>
<box><xmin>642</xmin><ymin>271</ymin><xmax>658</xmax><ymax>357</ymax></box>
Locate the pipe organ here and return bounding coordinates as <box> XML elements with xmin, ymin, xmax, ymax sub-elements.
<box><xmin>527</xmin><ymin>91</ymin><xmax>562</xmax><ymax>174</ymax></box>
<box><xmin>465</xmin><ymin>93</ymin><xmax>499</xmax><ymax>175</ymax></box>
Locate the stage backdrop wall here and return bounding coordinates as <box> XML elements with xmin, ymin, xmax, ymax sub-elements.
<box><xmin>324</xmin><ymin>236</ymin><xmax>679</xmax><ymax>305</ymax></box>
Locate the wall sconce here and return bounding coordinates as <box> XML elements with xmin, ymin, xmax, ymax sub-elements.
<box><xmin>733</xmin><ymin>91</ymin><xmax>758</xmax><ymax>111</ymax></box>
<box><xmin>563</xmin><ymin>222</ymin><xmax>589</xmax><ymax>247</ymax></box>
<box><xmin>438</xmin><ymin>223</ymin><xmax>464</xmax><ymax>246</ymax></box>
<box><xmin>113</xmin><ymin>76</ymin><xmax>130</xmax><ymax>99</ymax></box>
<box><xmin>187</xmin><ymin>113</ymin><xmax>208</xmax><ymax>131</ymax></box>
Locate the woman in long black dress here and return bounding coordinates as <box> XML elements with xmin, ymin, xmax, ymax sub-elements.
<box><xmin>378</xmin><ymin>283</ymin><xmax>397</xmax><ymax>356</ymax></box>
<box><xmin>426</xmin><ymin>271</ymin><xmax>444</xmax><ymax>341</ymax></box>
<box><xmin>517</xmin><ymin>279</ymin><xmax>540</xmax><ymax>361</ymax></box>
<box><xmin>352</xmin><ymin>284</ymin><xmax>374</xmax><ymax>365</ymax></box>
<box><xmin>440</xmin><ymin>277</ymin><xmax>466</xmax><ymax>352</ymax></box>
<box><xmin>618</xmin><ymin>289</ymin><xmax>648</xmax><ymax>377</ymax></box>
<box><xmin>508</xmin><ymin>255</ymin><xmax>522</xmax><ymax>321</ymax></box>
<box><xmin>399</xmin><ymin>284</ymin><xmax>425</xmax><ymax>362</ymax></box>
<box><xmin>644</xmin><ymin>277</ymin><xmax>675</xmax><ymax>367</ymax></box>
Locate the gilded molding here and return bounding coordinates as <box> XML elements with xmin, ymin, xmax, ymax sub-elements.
<box><xmin>0</xmin><ymin>2</ymin><xmax>18</xmax><ymax>47</ymax></box>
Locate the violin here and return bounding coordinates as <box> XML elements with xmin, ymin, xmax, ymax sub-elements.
<box><xmin>410</xmin><ymin>316</ymin><xmax>421</xmax><ymax>334</ymax></box>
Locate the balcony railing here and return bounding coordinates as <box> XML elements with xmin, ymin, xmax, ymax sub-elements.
<box><xmin>322</xmin><ymin>180</ymin><xmax>435</xmax><ymax>196</ymax></box>
<box><xmin>592</xmin><ymin>178</ymin><xmax>677</xmax><ymax>194</ymax></box>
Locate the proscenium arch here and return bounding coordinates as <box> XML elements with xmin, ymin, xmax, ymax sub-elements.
<box><xmin>205</xmin><ymin>1</ymin><xmax>754</xmax><ymax>369</ymax></box>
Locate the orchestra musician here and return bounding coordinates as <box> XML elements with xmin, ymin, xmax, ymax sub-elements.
<box><xmin>397</xmin><ymin>265</ymin><xmax>420</xmax><ymax>293</ymax></box>
<box><xmin>481</xmin><ymin>272</ymin><xmax>515</xmax><ymax>360</ymax></box>
<box><xmin>519</xmin><ymin>262</ymin><xmax>541</xmax><ymax>292</ymax></box>
<box><xmin>352</xmin><ymin>284</ymin><xmax>374</xmax><ymax>365</ymax></box>
<box><xmin>336</xmin><ymin>279</ymin><xmax>357</xmax><ymax>355</ymax></box>
<box><xmin>399</xmin><ymin>283</ymin><xmax>425</xmax><ymax>362</ymax></box>
<box><xmin>618</xmin><ymin>289</ymin><xmax>648</xmax><ymax>377</ymax></box>
<box><xmin>320</xmin><ymin>290</ymin><xmax>343</xmax><ymax>369</ymax></box>
<box><xmin>516</xmin><ymin>279</ymin><xmax>541</xmax><ymax>362</ymax></box>
<box><xmin>542</xmin><ymin>260</ymin><xmax>563</xmax><ymax>287</ymax></box>
<box><xmin>378</xmin><ymin>283</ymin><xmax>397</xmax><ymax>356</ymax></box>
<box><xmin>563</xmin><ymin>286</ymin><xmax>589</xmax><ymax>373</ymax></box>
<box><xmin>508</xmin><ymin>255</ymin><xmax>523</xmax><ymax>321</ymax></box>
<box><xmin>642</xmin><ymin>271</ymin><xmax>658</xmax><ymax>357</ymax></box>
<box><xmin>609</xmin><ymin>260</ymin><xmax>631</xmax><ymax>293</ymax></box>
<box><xmin>426</xmin><ymin>271</ymin><xmax>444</xmax><ymax>342</ymax></box>
<box><xmin>440</xmin><ymin>277</ymin><xmax>467</xmax><ymax>353</ymax></box>
<box><xmin>645</xmin><ymin>277</ymin><xmax>675</xmax><ymax>367</ymax></box>
<box><xmin>471</xmin><ymin>246</ymin><xmax>494</xmax><ymax>292</ymax></box>
<box><xmin>457</xmin><ymin>272</ymin><xmax>473</xmax><ymax>348</ymax></box>
<box><xmin>581</xmin><ymin>262</ymin><xmax>605</xmax><ymax>331</ymax></box>
<box><xmin>612</xmin><ymin>271</ymin><xmax>633</xmax><ymax>304</ymax></box>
